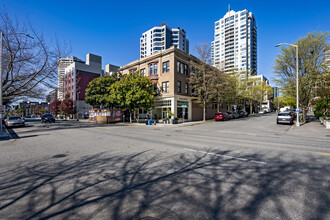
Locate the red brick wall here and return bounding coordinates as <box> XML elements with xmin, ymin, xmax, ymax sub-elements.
<box><xmin>76</xmin><ymin>71</ymin><xmax>100</xmax><ymax>100</ymax></box>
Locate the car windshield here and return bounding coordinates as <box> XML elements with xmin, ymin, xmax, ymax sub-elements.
<box><xmin>9</xmin><ymin>116</ymin><xmax>21</xmax><ymax>120</ymax></box>
<box><xmin>215</xmin><ymin>113</ymin><xmax>223</xmax><ymax>115</ymax></box>
<box><xmin>278</xmin><ymin>113</ymin><xmax>290</xmax><ymax>116</ymax></box>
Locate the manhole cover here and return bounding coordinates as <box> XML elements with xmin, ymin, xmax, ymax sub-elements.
<box><xmin>326</xmin><ymin>135</ymin><xmax>330</xmax><ymax>137</ymax></box>
<box><xmin>166</xmin><ymin>134</ymin><xmax>171</xmax><ymax>136</ymax></box>
<box><xmin>175</xmin><ymin>130</ymin><xmax>182</xmax><ymax>132</ymax></box>
<box><xmin>138</xmin><ymin>217</ymin><xmax>159</xmax><ymax>220</ymax></box>
<box><xmin>53</xmin><ymin>153</ymin><xmax>68</xmax><ymax>158</ymax></box>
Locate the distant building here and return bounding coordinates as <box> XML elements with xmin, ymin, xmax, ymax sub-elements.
<box><xmin>19</xmin><ymin>101</ymin><xmax>49</xmax><ymax>116</ymax></box>
<box><xmin>140</xmin><ymin>23</ymin><xmax>189</xmax><ymax>58</ymax></box>
<box><xmin>325</xmin><ymin>49</ymin><xmax>330</xmax><ymax>69</ymax></box>
<box><xmin>271</xmin><ymin>87</ymin><xmax>279</xmax><ymax>100</ymax></box>
<box><xmin>104</xmin><ymin>64</ymin><xmax>120</xmax><ymax>76</ymax></box>
<box><xmin>46</xmin><ymin>88</ymin><xmax>58</xmax><ymax>103</ymax></box>
<box><xmin>63</xmin><ymin>53</ymin><xmax>102</xmax><ymax>118</ymax></box>
<box><xmin>211</xmin><ymin>8</ymin><xmax>257</xmax><ymax>75</ymax></box>
<box><xmin>57</xmin><ymin>56</ymin><xmax>84</xmax><ymax>100</ymax></box>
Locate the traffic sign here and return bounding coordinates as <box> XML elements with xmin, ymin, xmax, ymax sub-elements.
<box><xmin>296</xmin><ymin>109</ymin><xmax>300</xmax><ymax>113</ymax></box>
<box><xmin>0</xmin><ymin>105</ymin><xmax>5</xmax><ymax>114</ymax></box>
<box><xmin>182</xmin><ymin>104</ymin><xmax>187</xmax><ymax>108</ymax></box>
<box><xmin>183</xmin><ymin>111</ymin><xmax>186</xmax><ymax>115</ymax></box>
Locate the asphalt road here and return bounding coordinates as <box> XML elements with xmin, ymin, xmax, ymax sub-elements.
<box><xmin>0</xmin><ymin>113</ymin><xmax>329</xmax><ymax>219</ymax></box>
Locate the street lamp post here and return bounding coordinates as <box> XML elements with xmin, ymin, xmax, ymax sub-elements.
<box><xmin>275</xmin><ymin>43</ymin><xmax>300</xmax><ymax>127</ymax></box>
<box><xmin>0</xmin><ymin>31</ymin><xmax>34</xmax><ymax>136</ymax></box>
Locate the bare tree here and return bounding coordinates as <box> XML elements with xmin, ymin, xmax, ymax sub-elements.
<box><xmin>189</xmin><ymin>43</ymin><xmax>223</xmax><ymax>121</ymax></box>
<box><xmin>0</xmin><ymin>7</ymin><xmax>69</xmax><ymax>105</ymax></box>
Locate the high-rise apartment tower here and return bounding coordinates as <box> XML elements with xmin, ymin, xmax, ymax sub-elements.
<box><xmin>140</xmin><ymin>23</ymin><xmax>189</xmax><ymax>58</ymax></box>
<box><xmin>57</xmin><ymin>56</ymin><xmax>84</xmax><ymax>100</ymax></box>
<box><xmin>211</xmin><ymin>8</ymin><xmax>257</xmax><ymax>75</ymax></box>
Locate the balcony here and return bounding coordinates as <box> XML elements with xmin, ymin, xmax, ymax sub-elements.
<box><xmin>148</xmin><ymin>74</ymin><xmax>159</xmax><ymax>81</ymax></box>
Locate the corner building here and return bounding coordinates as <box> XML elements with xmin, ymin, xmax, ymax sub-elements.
<box><xmin>121</xmin><ymin>47</ymin><xmax>217</xmax><ymax>121</ymax></box>
<box><xmin>212</xmin><ymin>9</ymin><xmax>257</xmax><ymax>75</ymax></box>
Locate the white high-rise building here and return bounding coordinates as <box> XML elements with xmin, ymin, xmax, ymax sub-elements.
<box><xmin>211</xmin><ymin>8</ymin><xmax>257</xmax><ymax>75</ymax></box>
<box><xmin>57</xmin><ymin>56</ymin><xmax>83</xmax><ymax>100</ymax></box>
<box><xmin>140</xmin><ymin>23</ymin><xmax>189</xmax><ymax>58</ymax></box>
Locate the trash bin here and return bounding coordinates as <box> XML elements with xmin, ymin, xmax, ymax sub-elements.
<box><xmin>148</xmin><ymin>119</ymin><xmax>152</xmax><ymax>125</ymax></box>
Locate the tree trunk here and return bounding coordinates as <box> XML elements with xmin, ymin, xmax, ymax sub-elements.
<box><xmin>129</xmin><ymin>110</ymin><xmax>132</xmax><ymax>123</ymax></box>
<box><xmin>302</xmin><ymin>106</ymin><xmax>306</xmax><ymax>123</ymax></box>
<box><xmin>250</xmin><ymin>99</ymin><xmax>253</xmax><ymax>115</ymax></box>
<box><xmin>203</xmin><ymin>101</ymin><xmax>206</xmax><ymax>122</ymax></box>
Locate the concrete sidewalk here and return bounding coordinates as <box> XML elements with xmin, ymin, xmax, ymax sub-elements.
<box><xmin>288</xmin><ymin>116</ymin><xmax>330</xmax><ymax>139</ymax></box>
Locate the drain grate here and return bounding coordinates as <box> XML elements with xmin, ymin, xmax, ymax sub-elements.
<box><xmin>138</xmin><ymin>217</ymin><xmax>159</xmax><ymax>220</ymax></box>
<box><xmin>52</xmin><ymin>153</ymin><xmax>68</xmax><ymax>158</ymax></box>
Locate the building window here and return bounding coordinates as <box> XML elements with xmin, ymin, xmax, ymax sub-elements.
<box><xmin>162</xmin><ymin>81</ymin><xmax>169</xmax><ymax>93</ymax></box>
<box><xmin>177</xmin><ymin>81</ymin><xmax>181</xmax><ymax>93</ymax></box>
<box><xmin>177</xmin><ymin>61</ymin><xmax>188</xmax><ymax>75</ymax></box>
<box><xmin>149</xmin><ymin>65</ymin><xmax>153</xmax><ymax>75</ymax></box>
<box><xmin>163</xmin><ymin>61</ymin><xmax>170</xmax><ymax>73</ymax></box>
<box><xmin>185</xmin><ymin>83</ymin><xmax>188</xmax><ymax>94</ymax></box>
<box><xmin>154</xmin><ymin>63</ymin><xmax>158</xmax><ymax>74</ymax></box>
<box><xmin>153</xmin><ymin>83</ymin><xmax>158</xmax><ymax>94</ymax></box>
<box><xmin>149</xmin><ymin>63</ymin><xmax>158</xmax><ymax>75</ymax></box>
<box><xmin>140</xmin><ymin>68</ymin><xmax>145</xmax><ymax>76</ymax></box>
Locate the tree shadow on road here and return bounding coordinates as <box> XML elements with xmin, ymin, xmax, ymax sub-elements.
<box><xmin>0</xmin><ymin>150</ymin><xmax>329</xmax><ymax>219</ymax></box>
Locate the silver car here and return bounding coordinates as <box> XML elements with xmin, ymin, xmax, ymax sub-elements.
<box><xmin>5</xmin><ymin>116</ymin><xmax>25</xmax><ymax>127</ymax></box>
<box><xmin>277</xmin><ymin>112</ymin><xmax>294</xmax><ymax>125</ymax></box>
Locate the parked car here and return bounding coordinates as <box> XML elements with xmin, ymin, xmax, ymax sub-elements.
<box><xmin>258</xmin><ymin>109</ymin><xmax>266</xmax><ymax>114</ymax></box>
<box><xmin>237</xmin><ymin>110</ymin><xmax>247</xmax><ymax>118</ymax></box>
<box><xmin>5</xmin><ymin>116</ymin><xmax>25</xmax><ymax>127</ymax></box>
<box><xmin>277</xmin><ymin>112</ymin><xmax>294</xmax><ymax>125</ymax></box>
<box><xmin>227</xmin><ymin>112</ymin><xmax>235</xmax><ymax>119</ymax></box>
<box><xmin>41</xmin><ymin>114</ymin><xmax>55</xmax><ymax>123</ymax></box>
<box><xmin>214</xmin><ymin>112</ymin><xmax>230</xmax><ymax>121</ymax></box>
<box><xmin>232</xmin><ymin>111</ymin><xmax>239</xmax><ymax>119</ymax></box>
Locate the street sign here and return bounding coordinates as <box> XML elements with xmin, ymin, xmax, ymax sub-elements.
<box><xmin>234</xmin><ymin>105</ymin><xmax>237</xmax><ymax>110</ymax></box>
<box><xmin>183</xmin><ymin>111</ymin><xmax>186</xmax><ymax>115</ymax></box>
<box><xmin>182</xmin><ymin>104</ymin><xmax>187</xmax><ymax>108</ymax></box>
<box><xmin>296</xmin><ymin>109</ymin><xmax>300</xmax><ymax>113</ymax></box>
<box><xmin>0</xmin><ymin>105</ymin><xmax>5</xmax><ymax>114</ymax></box>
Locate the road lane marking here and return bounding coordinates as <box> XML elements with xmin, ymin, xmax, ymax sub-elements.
<box><xmin>184</xmin><ymin>148</ymin><xmax>266</xmax><ymax>164</ymax></box>
<box><xmin>318</xmin><ymin>152</ymin><xmax>330</xmax><ymax>156</ymax></box>
<box><xmin>96</xmin><ymin>127</ymin><xmax>111</xmax><ymax>129</ymax></box>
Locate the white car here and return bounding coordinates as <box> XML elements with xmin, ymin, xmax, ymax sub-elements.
<box><xmin>5</xmin><ymin>116</ymin><xmax>25</xmax><ymax>127</ymax></box>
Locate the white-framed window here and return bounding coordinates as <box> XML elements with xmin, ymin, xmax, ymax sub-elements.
<box><xmin>162</xmin><ymin>81</ymin><xmax>169</xmax><ymax>93</ymax></box>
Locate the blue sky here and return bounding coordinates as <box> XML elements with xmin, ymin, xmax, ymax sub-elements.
<box><xmin>2</xmin><ymin>0</ymin><xmax>330</xmax><ymax>86</ymax></box>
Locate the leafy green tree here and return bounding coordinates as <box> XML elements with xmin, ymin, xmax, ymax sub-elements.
<box><xmin>314</xmin><ymin>66</ymin><xmax>330</xmax><ymax>117</ymax></box>
<box><xmin>109</xmin><ymin>71</ymin><xmax>154</xmax><ymax>123</ymax></box>
<box><xmin>85</xmin><ymin>73</ymin><xmax>121</xmax><ymax>108</ymax></box>
<box><xmin>274</xmin><ymin>31</ymin><xmax>329</xmax><ymax>122</ymax></box>
<box><xmin>212</xmin><ymin>69</ymin><xmax>230</xmax><ymax>112</ymax></box>
<box><xmin>255</xmin><ymin>81</ymin><xmax>272</xmax><ymax>110</ymax></box>
<box><xmin>39</xmin><ymin>107</ymin><xmax>47</xmax><ymax>115</ymax></box>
